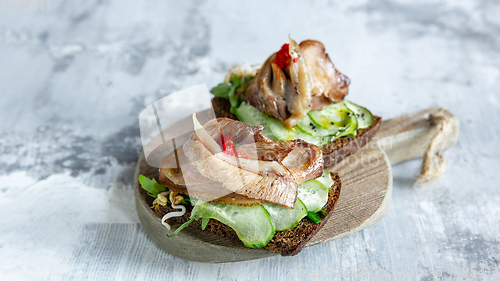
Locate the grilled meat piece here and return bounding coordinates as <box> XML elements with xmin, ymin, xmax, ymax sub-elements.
<box><xmin>236</xmin><ymin>139</ymin><xmax>323</xmax><ymax>184</ymax></box>
<box><xmin>299</xmin><ymin>40</ymin><xmax>350</xmax><ymax>103</ymax></box>
<box><xmin>183</xmin><ymin>131</ymin><xmax>298</xmax><ymax>208</ymax></box>
<box><xmin>159</xmin><ymin>118</ymin><xmax>324</xmax><ymax>208</ymax></box>
<box><xmin>243</xmin><ymin>38</ymin><xmax>350</xmax><ymax>128</ymax></box>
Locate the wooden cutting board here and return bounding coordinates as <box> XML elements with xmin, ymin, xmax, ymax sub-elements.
<box><xmin>134</xmin><ymin>107</ymin><xmax>459</xmax><ymax>263</ymax></box>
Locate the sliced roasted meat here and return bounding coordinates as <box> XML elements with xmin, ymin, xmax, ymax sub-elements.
<box><xmin>160</xmin><ymin>118</ymin><xmax>299</xmax><ymax>207</ymax></box>
<box><xmin>243</xmin><ymin>38</ymin><xmax>350</xmax><ymax>128</ymax></box>
<box><xmin>299</xmin><ymin>40</ymin><xmax>350</xmax><ymax>103</ymax></box>
<box><xmin>235</xmin><ymin>140</ymin><xmax>296</xmax><ymax>162</ymax></box>
<box><xmin>161</xmin><ymin>138</ymin><xmax>323</xmax><ymax>202</ymax></box>
<box><xmin>184</xmin><ymin>131</ymin><xmax>298</xmax><ymax>208</ymax></box>
<box><xmin>201</xmin><ymin>117</ymin><xmax>272</xmax><ymax>144</ymax></box>
<box><xmin>244</xmin><ymin>54</ymin><xmax>290</xmax><ymax>123</ymax></box>
<box><xmin>281</xmin><ymin>140</ymin><xmax>323</xmax><ymax>183</ymax></box>
<box><xmin>283</xmin><ymin>37</ymin><xmax>312</xmax><ymax>128</ymax></box>
<box><xmin>310</xmin><ymin>96</ymin><xmax>331</xmax><ymax>111</ymax></box>
<box><xmin>159</xmin><ymin>118</ymin><xmax>279</xmax><ymax>206</ymax></box>
<box><xmin>159</xmin><ymin>117</ymin><xmax>326</xmax><ymax>208</ymax></box>
<box><xmin>159</xmin><ymin>147</ymin><xmax>264</xmax><ymax>206</ymax></box>
<box><xmin>159</xmin><ymin>138</ymin><xmax>322</xmax><ymax>207</ymax></box>
<box><xmin>235</xmin><ymin>139</ymin><xmax>323</xmax><ymax>184</ymax></box>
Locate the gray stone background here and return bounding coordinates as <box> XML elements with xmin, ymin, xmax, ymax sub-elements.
<box><xmin>0</xmin><ymin>0</ymin><xmax>499</xmax><ymax>280</ymax></box>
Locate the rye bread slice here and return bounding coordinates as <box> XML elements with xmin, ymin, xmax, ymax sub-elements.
<box><xmin>153</xmin><ymin>173</ymin><xmax>342</xmax><ymax>256</ymax></box>
<box><xmin>211</xmin><ymin>97</ymin><xmax>382</xmax><ymax>167</ymax></box>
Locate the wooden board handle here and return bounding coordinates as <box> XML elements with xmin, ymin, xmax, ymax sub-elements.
<box><xmin>376</xmin><ymin>107</ymin><xmax>460</xmax><ymax>165</ymax></box>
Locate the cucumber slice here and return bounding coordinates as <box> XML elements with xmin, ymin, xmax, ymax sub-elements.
<box><xmin>308</xmin><ymin>102</ymin><xmax>356</xmax><ymax>131</ymax></box>
<box><xmin>263</xmin><ymin>198</ymin><xmax>307</xmax><ymax>231</ymax></box>
<box><xmin>296</xmin><ymin>115</ymin><xmax>339</xmax><ymax>137</ymax></box>
<box><xmin>328</xmin><ymin>104</ymin><xmax>358</xmax><ymax>140</ymax></box>
<box><xmin>297</xmin><ymin>180</ymin><xmax>329</xmax><ymax>212</ymax></box>
<box><xmin>332</xmin><ymin>112</ymin><xmax>358</xmax><ymax>140</ymax></box>
<box><xmin>191</xmin><ymin>202</ymin><xmax>275</xmax><ymax>248</ymax></box>
<box><xmin>235</xmin><ymin>101</ymin><xmax>368</xmax><ymax>145</ymax></box>
<box><xmin>234</xmin><ymin>102</ymin><xmax>275</xmax><ymax>140</ymax></box>
<box><xmin>263</xmin><ymin>114</ymin><xmax>294</xmax><ymax>140</ymax></box>
<box><xmin>344</xmin><ymin>100</ymin><xmax>374</xmax><ymax>129</ymax></box>
<box><xmin>316</xmin><ymin>170</ymin><xmax>334</xmax><ymax>190</ymax></box>
<box><xmin>235</xmin><ymin>102</ymin><xmax>266</xmax><ymax>126</ymax></box>
<box><xmin>293</xmin><ymin>129</ymin><xmax>331</xmax><ymax>146</ymax></box>
<box><xmin>264</xmin><ymin>114</ymin><xmax>330</xmax><ymax>146</ymax></box>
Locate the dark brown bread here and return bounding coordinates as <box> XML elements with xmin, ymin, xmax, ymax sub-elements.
<box><xmin>322</xmin><ymin>116</ymin><xmax>381</xmax><ymax>167</ymax></box>
<box><xmin>153</xmin><ymin>173</ymin><xmax>342</xmax><ymax>256</ymax></box>
<box><xmin>266</xmin><ymin>173</ymin><xmax>341</xmax><ymax>256</ymax></box>
<box><xmin>211</xmin><ymin>97</ymin><xmax>382</xmax><ymax>167</ymax></box>
<box><xmin>212</xmin><ymin>96</ymin><xmax>238</xmax><ymax>120</ymax></box>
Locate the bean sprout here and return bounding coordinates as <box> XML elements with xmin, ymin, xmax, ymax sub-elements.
<box><xmin>160</xmin><ymin>191</ymin><xmax>186</xmax><ymax>230</ymax></box>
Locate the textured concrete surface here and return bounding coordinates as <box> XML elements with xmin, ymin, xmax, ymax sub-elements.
<box><xmin>0</xmin><ymin>0</ymin><xmax>499</xmax><ymax>280</ymax></box>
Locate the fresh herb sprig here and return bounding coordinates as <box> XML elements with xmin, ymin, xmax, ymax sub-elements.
<box><xmin>138</xmin><ymin>175</ymin><xmax>166</xmax><ymax>198</ymax></box>
<box><xmin>210</xmin><ymin>75</ymin><xmax>253</xmax><ymax>114</ymax></box>
<box><xmin>307</xmin><ymin>208</ymin><xmax>329</xmax><ymax>224</ymax></box>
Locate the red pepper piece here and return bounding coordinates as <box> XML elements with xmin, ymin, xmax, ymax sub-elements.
<box><xmin>274</xmin><ymin>43</ymin><xmax>291</xmax><ymax>68</ymax></box>
<box><xmin>221</xmin><ymin>135</ymin><xmax>238</xmax><ymax>157</ymax></box>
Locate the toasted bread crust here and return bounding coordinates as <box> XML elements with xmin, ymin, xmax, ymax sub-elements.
<box><xmin>212</xmin><ymin>97</ymin><xmax>237</xmax><ymax>120</ymax></box>
<box><xmin>211</xmin><ymin>97</ymin><xmax>381</xmax><ymax>167</ymax></box>
<box><xmin>322</xmin><ymin>116</ymin><xmax>382</xmax><ymax>167</ymax></box>
<box><xmin>266</xmin><ymin>173</ymin><xmax>342</xmax><ymax>256</ymax></box>
<box><xmin>153</xmin><ymin>173</ymin><xmax>342</xmax><ymax>256</ymax></box>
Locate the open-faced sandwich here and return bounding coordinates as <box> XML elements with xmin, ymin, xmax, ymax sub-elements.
<box><xmin>210</xmin><ymin>37</ymin><xmax>381</xmax><ymax>167</ymax></box>
<box><xmin>138</xmin><ymin>37</ymin><xmax>382</xmax><ymax>256</ymax></box>
<box><xmin>139</xmin><ymin>114</ymin><xmax>342</xmax><ymax>256</ymax></box>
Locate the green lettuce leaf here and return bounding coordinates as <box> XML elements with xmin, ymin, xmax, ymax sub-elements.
<box><xmin>210</xmin><ymin>75</ymin><xmax>250</xmax><ymax>114</ymax></box>
<box><xmin>138</xmin><ymin>175</ymin><xmax>166</xmax><ymax>198</ymax></box>
<box><xmin>210</xmin><ymin>83</ymin><xmax>232</xmax><ymax>99</ymax></box>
